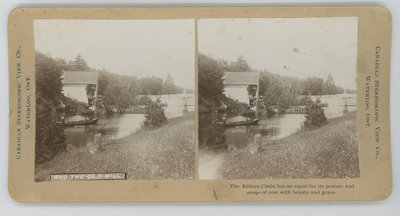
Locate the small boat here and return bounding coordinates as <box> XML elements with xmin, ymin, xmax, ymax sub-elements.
<box><xmin>224</xmin><ymin>118</ymin><xmax>259</xmax><ymax>127</ymax></box>
<box><xmin>220</xmin><ymin>116</ymin><xmax>259</xmax><ymax>127</ymax></box>
<box><xmin>60</xmin><ymin>118</ymin><xmax>99</xmax><ymax>127</ymax></box>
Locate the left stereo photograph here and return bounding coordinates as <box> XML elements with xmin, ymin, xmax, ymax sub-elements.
<box><xmin>33</xmin><ymin>19</ymin><xmax>196</xmax><ymax>182</ymax></box>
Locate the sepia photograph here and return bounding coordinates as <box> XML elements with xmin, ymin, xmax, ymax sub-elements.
<box><xmin>198</xmin><ymin>17</ymin><xmax>359</xmax><ymax>179</ymax></box>
<box><xmin>6</xmin><ymin>5</ymin><xmax>396</xmax><ymax>204</ymax></box>
<box><xmin>33</xmin><ymin>19</ymin><xmax>196</xmax><ymax>181</ymax></box>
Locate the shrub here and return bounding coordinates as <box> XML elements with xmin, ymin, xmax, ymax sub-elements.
<box><xmin>199</xmin><ymin>105</ymin><xmax>226</xmax><ymax>148</ymax></box>
<box><xmin>303</xmin><ymin>99</ymin><xmax>327</xmax><ymax>128</ymax></box>
<box><xmin>142</xmin><ymin>101</ymin><xmax>168</xmax><ymax>128</ymax></box>
<box><xmin>35</xmin><ymin>97</ymin><xmax>66</xmax><ymax>164</ymax></box>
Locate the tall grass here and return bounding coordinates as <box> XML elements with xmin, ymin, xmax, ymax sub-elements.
<box><xmin>220</xmin><ymin>111</ymin><xmax>359</xmax><ymax>179</ymax></box>
<box><xmin>35</xmin><ymin>112</ymin><xmax>195</xmax><ymax>181</ymax></box>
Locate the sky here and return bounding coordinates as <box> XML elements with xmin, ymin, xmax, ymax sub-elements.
<box><xmin>198</xmin><ymin>17</ymin><xmax>358</xmax><ymax>90</ymax></box>
<box><xmin>34</xmin><ymin>19</ymin><xmax>195</xmax><ymax>89</ymax></box>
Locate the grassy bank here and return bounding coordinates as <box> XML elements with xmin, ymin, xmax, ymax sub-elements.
<box><xmin>220</xmin><ymin>111</ymin><xmax>359</xmax><ymax>179</ymax></box>
<box><xmin>35</xmin><ymin>112</ymin><xmax>195</xmax><ymax>181</ymax></box>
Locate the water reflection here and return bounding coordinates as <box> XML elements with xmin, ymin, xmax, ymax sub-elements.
<box><xmin>225</xmin><ymin>114</ymin><xmax>305</xmax><ymax>150</ymax></box>
<box><xmin>64</xmin><ymin>114</ymin><xmax>145</xmax><ymax>148</ymax></box>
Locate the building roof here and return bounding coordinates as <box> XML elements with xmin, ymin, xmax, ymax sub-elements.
<box><xmin>223</xmin><ymin>72</ymin><xmax>259</xmax><ymax>85</ymax></box>
<box><xmin>62</xmin><ymin>71</ymin><xmax>98</xmax><ymax>85</ymax></box>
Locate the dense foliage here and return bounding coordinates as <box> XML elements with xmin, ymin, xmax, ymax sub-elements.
<box><xmin>303</xmin><ymin>99</ymin><xmax>328</xmax><ymax>127</ymax></box>
<box><xmin>259</xmin><ymin>71</ymin><xmax>346</xmax><ymax>110</ymax></box>
<box><xmin>35</xmin><ymin>52</ymin><xmax>66</xmax><ymax>164</ymax></box>
<box><xmin>98</xmin><ymin>72</ymin><xmax>185</xmax><ymax>110</ymax></box>
<box><xmin>198</xmin><ymin>54</ymin><xmax>227</xmax><ymax>148</ymax></box>
<box><xmin>198</xmin><ymin>107</ymin><xmax>226</xmax><ymax>148</ymax></box>
<box><xmin>97</xmin><ymin>70</ymin><xmax>184</xmax><ymax>110</ymax></box>
<box><xmin>142</xmin><ymin>101</ymin><xmax>168</xmax><ymax>128</ymax></box>
<box><xmin>198</xmin><ymin>54</ymin><xmax>226</xmax><ymax>106</ymax></box>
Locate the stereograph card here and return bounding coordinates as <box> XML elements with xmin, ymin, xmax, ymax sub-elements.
<box><xmin>8</xmin><ymin>6</ymin><xmax>392</xmax><ymax>202</ymax></box>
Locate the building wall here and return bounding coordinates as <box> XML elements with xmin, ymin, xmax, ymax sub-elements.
<box><xmin>62</xmin><ymin>85</ymin><xmax>88</xmax><ymax>104</ymax></box>
<box><xmin>224</xmin><ymin>85</ymin><xmax>249</xmax><ymax>104</ymax></box>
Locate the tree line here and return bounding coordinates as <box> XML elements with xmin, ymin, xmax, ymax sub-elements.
<box><xmin>46</xmin><ymin>53</ymin><xmax>186</xmax><ymax>109</ymax></box>
<box><xmin>259</xmin><ymin>71</ymin><xmax>347</xmax><ymax>110</ymax></box>
<box><xmin>199</xmin><ymin>53</ymin><xmax>353</xmax><ymax>110</ymax></box>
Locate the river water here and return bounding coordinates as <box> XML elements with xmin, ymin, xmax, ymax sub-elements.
<box><xmin>64</xmin><ymin>93</ymin><xmax>194</xmax><ymax>150</ymax></box>
<box><xmin>64</xmin><ymin>114</ymin><xmax>146</xmax><ymax>148</ymax></box>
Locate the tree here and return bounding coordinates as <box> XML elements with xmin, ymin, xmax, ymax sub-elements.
<box><xmin>301</xmin><ymin>77</ymin><xmax>324</xmax><ymax>95</ymax></box>
<box><xmin>258</xmin><ymin>71</ymin><xmax>301</xmax><ymax>110</ymax></box>
<box><xmin>304</xmin><ymin>99</ymin><xmax>327</xmax><ymax>127</ymax></box>
<box><xmin>139</xmin><ymin>76</ymin><xmax>163</xmax><ymax>95</ymax></box>
<box><xmin>142</xmin><ymin>100</ymin><xmax>168</xmax><ymax>128</ymax></box>
<box><xmin>323</xmin><ymin>73</ymin><xmax>337</xmax><ymax>95</ymax></box>
<box><xmin>163</xmin><ymin>73</ymin><xmax>177</xmax><ymax>94</ymax></box>
<box><xmin>69</xmin><ymin>54</ymin><xmax>90</xmax><ymax>71</ymax></box>
<box><xmin>35</xmin><ymin>52</ymin><xmax>66</xmax><ymax>164</ymax></box>
<box><xmin>103</xmin><ymin>83</ymin><xmax>121</xmax><ymax>107</ymax></box>
<box><xmin>198</xmin><ymin>53</ymin><xmax>225</xmax><ymax>105</ymax></box>
<box><xmin>233</xmin><ymin>55</ymin><xmax>251</xmax><ymax>72</ymax></box>
<box><xmin>198</xmin><ymin>53</ymin><xmax>227</xmax><ymax>148</ymax></box>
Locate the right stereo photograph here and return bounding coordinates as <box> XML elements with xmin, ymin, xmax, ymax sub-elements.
<box><xmin>197</xmin><ymin>17</ymin><xmax>359</xmax><ymax>180</ymax></box>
